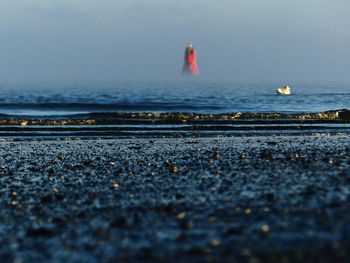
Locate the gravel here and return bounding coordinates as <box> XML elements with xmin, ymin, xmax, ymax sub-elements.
<box><xmin>1</xmin><ymin>135</ymin><xmax>350</xmax><ymax>262</ymax></box>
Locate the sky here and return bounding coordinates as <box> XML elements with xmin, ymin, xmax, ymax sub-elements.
<box><xmin>0</xmin><ymin>0</ymin><xmax>349</xmax><ymax>84</ymax></box>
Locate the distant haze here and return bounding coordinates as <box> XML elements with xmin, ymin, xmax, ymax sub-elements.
<box><xmin>0</xmin><ymin>0</ymin><xmax>349</xmax><ymax>84</ymax></box>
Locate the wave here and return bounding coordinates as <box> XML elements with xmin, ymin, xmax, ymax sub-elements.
<box><xmin>0</xmin><ymin>102</ymin><xmax>223</xmax><ymax>112</ymax></box>
<box><xmin>0</xmin><ymin>109</ymin><xmax>348</xmax><ymax>138</ymax></box>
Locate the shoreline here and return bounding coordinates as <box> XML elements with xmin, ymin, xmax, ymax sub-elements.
<box><xmin>0</xmin><ymin>109</ymin><xmax>349</xmax><ymax>123</ymax></box>
<box><xmin>0</xmin><ymin>109</ymin><xmax>348</xmax><ymax>139</ymax></box>
<box><xmin>0</xmin><ymin>131</ymin><xmax>350</xmax><ymax>142</ymax></box>
<box><xmin>1</xmin><ymin>135</ymin><xmax>350</xmax><ymax>262</ymax></box>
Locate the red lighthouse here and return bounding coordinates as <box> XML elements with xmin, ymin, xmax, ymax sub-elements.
<box><xmin>182</xmin><ymin>43</ymin><xmax>199</xmax><ymax>76</ymax></box>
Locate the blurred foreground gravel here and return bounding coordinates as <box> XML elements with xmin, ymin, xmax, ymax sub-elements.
<box><xmin>1</xmin><ymin>135</ymin><xmax>350</xmax><ymax>263</ymax></box>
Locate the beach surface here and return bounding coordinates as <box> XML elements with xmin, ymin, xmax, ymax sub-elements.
<box><xmin>1</xmin><ymin>135</ymin><xmax>350</xmax><ymax>262</ymax></box>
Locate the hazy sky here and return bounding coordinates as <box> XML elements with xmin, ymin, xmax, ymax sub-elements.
<box><xmin>0</xmin><ymin>0</ymin><xmax>349</xmax><ymax>84</ymax></box>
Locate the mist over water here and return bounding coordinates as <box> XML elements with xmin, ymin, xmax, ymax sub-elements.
<box><xmin>0</xmin><ymin>1</ymin><xmax>350</xmax><ymax>83</ymax></box>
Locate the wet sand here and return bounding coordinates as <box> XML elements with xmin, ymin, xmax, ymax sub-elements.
<box><xmin>1</xmin><ymin>135</ymin><xmax>350</xmax><ymax>262</ymax></box>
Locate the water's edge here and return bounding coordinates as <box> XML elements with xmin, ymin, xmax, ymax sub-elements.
<box><xmin>0</xmin><ymin>109</ymin><xmax>349</xmax><ymax>139</ymax></box>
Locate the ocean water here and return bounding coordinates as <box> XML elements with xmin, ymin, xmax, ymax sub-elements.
<box><xmin>0</xmin><ymin>82</ymin><xmax>349</xmax><ymax>138</ymax></box>
<box><xmin>0</xmin><ymin>82</ymin><xmax>349</xmax><ymax>117</ymax></box>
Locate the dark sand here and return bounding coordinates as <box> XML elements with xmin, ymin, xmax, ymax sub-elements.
<box><xmin>1</xmin><ymin>135</ymin><xmax>350</xmax><ymax>262</ymax></box>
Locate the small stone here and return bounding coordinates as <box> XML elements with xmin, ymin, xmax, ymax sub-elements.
<box><xmin>98</xmin><ymin>228</ymin><xmax>107</xmax><ymax>237</ymax></box>
<box><xmin>111</xmin><ymin>183</ymin><xmax>119</xmax><ymax>189</ymax></box>
<box><xmin>27</xmin><ymin>226</ymin><xmax>55</xmax><ymax>238</ymax></box>
<box><xmin>171</xmin><ymin>166</ymin><xmax>179</xmax><ymax>173</ymax></box>
<box><xmin>332</xmin><ymin>242</ymin><xmax>341</xmax><ymax>250</ymax></box>
<box><xmin>240</xmin><ymin>190</ymin><xmax>257</xmax><ymax>199</ymax></box>
<box><xmin>176</xmin><ymin>232</ymin><xmax>188</xmax><ymax>242</ymax></box>
<box><xmin>50</xmin><ymin>216</ymin><xmax>68</xmax><ymax>225</ymax></box>
<box><xmin>76</xmin><ymin>211</ymin><xmax>87</xmax><ymax>218</ymax></box>
<box><xmin>267</xmin><ymin>141</ymin><xmax>278</xmax><ymax>146</ymax></box>
<box><xmin>14</xmin><ymin>258</ymin><xmax>23</xmax><ymax>263</ymax></box>
<box><xmin>82</xmin><ymin>160</ymin><xmax>92</xmax><ymax>166</ymax></box>
<box><xmin>187</xmin><ymin>246</ymin><xmax>209</xmax><ymax>255</ymax></box>
<box><xmin>265</xmin><ymin>192</ymin><xmax>276</xmax><ymax>202</ymax></box>
<box><xmin>263</xmin><ymin>207</ymin><xmax>270</xmax><ymax>213</ymax></box>
<box><xmin>178</xmin><ymin>219</ymin><xmax>193</xmax><ymax>229</ymax></box>
<box><xmin>110</xmin><ymin>216</ymin><xmax>127</xmax><ymax>228</ymax></box>
<box><xmin>213</xmin><ymin>151</ymin><xmax>220</xmax><ymax>159</ymax></box>
<box><xmin>55</xmin><ymin>194</ymin><xmax>64</xmax><ymax>201</ymax></box>
<box><xmin>299</xmin><ymin>185</ymin><xmax>316</xmax><ymax>196</ymax></box>
<box><xmin>241</xmin><ymin>248</ymin><xmax>252</xmax><ymax>256</ymax></box>
<box><xmin>177</xmin><ymin>212</ymin><xmax>186</xmax><ymax>220</ymax></box>
<box><xmin>223</xmin><ymin>225</ymin><xmax>244</xmax><ymax>236</ymax></box>
<box><xmin>260</xmin><ymin>150</ymin><xmax>273</xmax><ymax>160</ymax></box>
<box><xmin>207</xmin><ymin>216</ymin><xmax>216</xmax><ymax>223</ymax></box>
<box><xmin>210</xmin><ymin>239</ymin><xmax>221</xmax><ymax>247</ymax></box>
<box><xmin>175</xmin><ymin>192</ymin><xmax>185</xmax><ymax>200</ymax></box>
<box><xmin>261</xmin><ymin>224</ymin><xmax>270</xmax><ymax>234</ymax></box>
<box><xmin>48</xmin><ymin>169</ymin><xmax>55</xmax><ymax>177</ymax></box>
<box><xmin>41</xmin><ymin>195</ymin><xmax>53</xmax><ymax>204</ymax></box>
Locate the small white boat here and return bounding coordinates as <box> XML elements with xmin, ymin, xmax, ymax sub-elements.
<box><xmin>276</xmin><ymin>85</ymin><xmax>292</xmax><ymax>95</ymax></box>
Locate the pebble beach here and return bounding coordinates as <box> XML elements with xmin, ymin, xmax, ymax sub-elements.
<box><xmin>1</xmin><ymin>135</ymin><xmax>350</xmax><ymax>262</ymax></box>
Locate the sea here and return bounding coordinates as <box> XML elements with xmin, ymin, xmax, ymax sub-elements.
<box><xmin>0</xmin><ymin>82</ymin><xmax>349</xmax><ymax>138</ymax></box>
<box><xmin>0</xmin><ymin>82</ymin><xmax>349</xmax><ymax>115</ymax></box>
